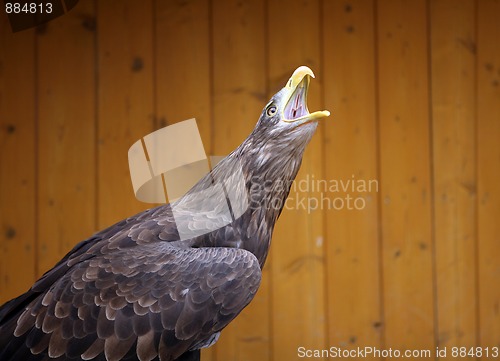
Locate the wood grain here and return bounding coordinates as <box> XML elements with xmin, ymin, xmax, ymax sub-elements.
<box><xmin>96</xmin><ymin>0</ymin><xmax>154</xmax><ymax>228</ymax></box>
<box><xmin>0</xmin><ymin>21</ymin><xmax>36</xmax><ymax>303</ymax></box>
<box><xmin>323</xmin><ymin>0</ymin><xmax>382</xmax><ymax>352</ymax></box>
<box><xmin>377</xmin><ymin>0</ymin><xmax>435</xmax><ymax>354</ymax></box>
<box><xmin>36</xmin><ymin>0</ymin><xmax>97</xmax><ymax>276</ymax></box>
<box><xmin>430</xmin><ymin>0</ymin><xmax>478</xmax><ymax>353</ymax></box>
<box><xmin>477</xmin><ymin>0</ymin><xmax>500</xmax><ymax>349</ymax></box>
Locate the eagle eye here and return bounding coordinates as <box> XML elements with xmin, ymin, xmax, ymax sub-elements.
<box><xmin>266</xmin><ymin>106</ymin><xmax>277</xmax><ymax>117</ymax></box>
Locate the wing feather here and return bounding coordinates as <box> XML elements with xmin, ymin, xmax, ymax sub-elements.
<box><xmin>1</xmin><ymin>245</ymin><xmax>261</xmax><ymax>360</ymax></box>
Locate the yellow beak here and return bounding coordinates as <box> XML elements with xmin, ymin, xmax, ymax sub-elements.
<box><xmin>282</xmin><ymin>66</ymin><xmax>331</xmax><ymax>124</ymax></box>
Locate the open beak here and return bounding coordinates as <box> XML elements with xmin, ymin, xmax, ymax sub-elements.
<box><xmin>281</xmin><ymin>66</ymin><xmax>330</xmax><ymax>125</ymax></box>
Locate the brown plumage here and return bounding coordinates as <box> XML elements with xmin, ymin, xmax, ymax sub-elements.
<box><xmin>0</xmin><ymin>66</ymin><xmax>329</xmax><ymax>361</ymax></box>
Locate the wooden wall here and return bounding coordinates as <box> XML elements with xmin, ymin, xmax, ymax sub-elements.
<box><xmin>1</xmin><ymin>0</ymin><xmax>499</xmax><ymax>360</ymax></box>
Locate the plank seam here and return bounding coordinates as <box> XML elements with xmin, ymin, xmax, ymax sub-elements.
<box><xmin>93</xmin><ymin>0</ymin><xmax>99</xmax><ymax>232</ymax></box>
<box><xmin>34</xmin><ymin>23</ymin><xmax>40</xmax><ymax>279</ymax></box>
<box><xmin>373</xmin><ymin>0</ymin><xmax>385</xmax><ymax>356</ymax></box>
<box><xmin>473</xmin><ymin>0</ymin><xmax>481</xmax><ymax>351</ymax></box>
<box><xmin>318</xmin><ymin>0</ymin><xmax>330</xmax><ymax>351</ymax></box>
<box><xmin>425</xmin><ymin>0</ymin><xmax>439</xmax><ymax>353</ymax></box>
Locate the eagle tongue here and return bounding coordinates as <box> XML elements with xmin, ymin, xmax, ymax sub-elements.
<box><xmin>286</xmin><ymin>85</ymin><xmax>308</xmax><ymax>120</ymax></box>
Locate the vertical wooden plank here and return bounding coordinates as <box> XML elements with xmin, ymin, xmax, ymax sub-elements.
<box><xmin>267</xmin><ymin>0</ymin><xmax>326</xmax><ymax>359</ymax></box>
<box><xmin>156</xmin><ymin>1</ymin><xmax>211</xmax><ymax>148</ymax></box>
<box><xmin>37</xmin><ymin>0</ymin><xmax>96</xmax><ymax>276</ymax></box>
<box><xmin>430</xmin><ymin>0</ymin><xmax>478</xmax><ymax>353</ymax></box>
<box><xmin>154</xmin><ymin>1</ymin><xmax>213</xmax><ymax>360</ymax></box>
<box><xmin>477</xmin><ymin>0</ymin><xmax>500</xmax><ymax>349</ymax></box>
<box><xmin>97</xmin><ymin>0</ymin><xmax>154</xmax><ymax>228</ymax></box>
<box><xmin>377</xmin><ymin>0</ymin><xmax>435</xmax><ymax>353</ymax></box>
<box><xmin>323</xmin><ymin>0</ymin><xmax>382</xmax><ymax>352</ymax></box>
<box><xmin>0</xmin><ymin>23</ymin><xmax>36</xmax><ymax>303</ymax></box>
<box><xmin>211</xmin><ymin>1</ymin><xmax>269</xmax><ymax>360</ymax></box>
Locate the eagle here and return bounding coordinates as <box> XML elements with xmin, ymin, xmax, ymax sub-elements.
<box><xmin>0</xmin><ymin>66</ymin><xmax>330</xmax><ymax>361</ymax></box>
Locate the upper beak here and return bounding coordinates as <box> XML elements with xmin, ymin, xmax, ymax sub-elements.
<box><xmin>282</xmin><ymin>66</ymin><xmax>331</xmax><ymax>124</ymax></box>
